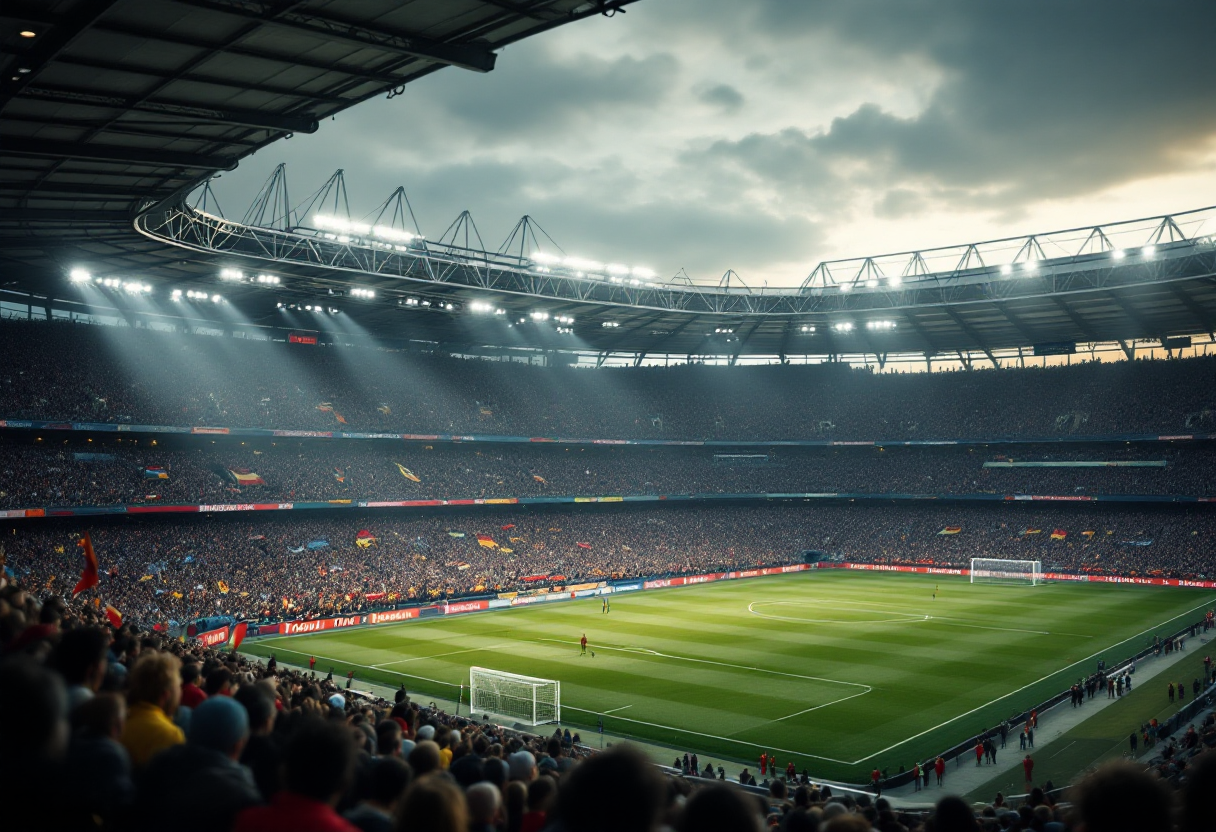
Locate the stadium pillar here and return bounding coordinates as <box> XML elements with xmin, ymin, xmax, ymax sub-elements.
<box><xmin>1118</xmin><ymin>340</ymin><xmax>1135</xmax><ymax>360</ymax></box>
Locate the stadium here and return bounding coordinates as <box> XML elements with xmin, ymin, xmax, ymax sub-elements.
<box><xmin>1</xmin><ymin>2</ymin><xmax>1215</xmax><ymax>831</ymax></box>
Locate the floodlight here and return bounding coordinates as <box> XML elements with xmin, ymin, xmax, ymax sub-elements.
<box><xmin>211</xmin><ymin>294</ymin><xmax>222</xmax><ymax>303</ymax></box>
<box><xmin>839</xmin><ymin>283</ymin><xmax>852</xmax><ymax>292</ymax></box>
<box><xmin>220</xmin><ymin>267</ymin><xmax>244</xmax><ymax>281</ymax></box>
<box><xmin>69</xmin><ymin>268</ymin><xmax>91</xmax><ymax>283</ymax></box>
<box><xmin>531</xmin><ymin>251</ymin><xmax>561</xmax><ymax>264</ymax></box>
<box><xmin>865</xmin><ymin>278</ymin><xmax>879</xmax><ymax>288</ymax></box>
<box><xmin>1111</xmin><ymin>249</ymin><xmax>1125</xmax><ymax>260</ymax></box>
<box><xmin>1142</xmin><ymin>245</ymin><xmax>1157</xmax><ymax>258</ymax></box>
<box><xmin>1000</xmin><ymin>264</ymin><xmax>1013</xmax><ymax>276</ymax></box>
<box><xmin>888</xmin><ymin>275</ymin><xmax>902</xmax><ymax>287</ymax></box>
<box><xmin>832</xmin><ymin>322</ymin><xmax>854</xmax><ymax>332</ymax></box>
<box><xmin>632</xmin><ymin>267</ymin><xmax>656</xmax><ymax>278</ymax></box>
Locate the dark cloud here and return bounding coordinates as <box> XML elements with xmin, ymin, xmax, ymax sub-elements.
<box><xmin>698</xmin><ymin>84</ymin><xmax>744</xmax><ymax>113</ymax></box>
<box><xmin>218</xmin><ymin>0</ymin><xmax>1216</xmax><ymax>284</ymax></box>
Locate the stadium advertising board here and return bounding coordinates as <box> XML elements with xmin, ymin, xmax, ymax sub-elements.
<box><xmin>196</xmin><ymin>626</ymin><xmax>230</xmax><ymax>647</ymax></box>
<box><xmin>443</xmin><ymin>600</ymin><xmax>489</xmax><ymax>615</ymax></box>
<box><xmin>281</xmin><ymin>615</ymin><xmax>361</xmax><ymax>635</ymax></box>
<box><xmin>367</xmin><ymin>609</ymin><xmax>419</xmax><ymax>624</ymax></box>
<box><xmin>612</xmin><ymin>582</ymin><xmax>643</xmax><ymax>592</ymax></box>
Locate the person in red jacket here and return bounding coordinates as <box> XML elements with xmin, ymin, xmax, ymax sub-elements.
<box><xmin>759</xmin><ymin>752</ymin><xmax>767</xmax><ymax>776</ymax></box>
<box><xmin>934</xmin><ymin>756</ymin><xmax>945</xmax><ymax>786</ymax></box>
<box><xmin>871</xmin><ymin>768</ymin><xmax>881</xmax><ymax>795</ymax></box>
<box><xmin>233</xmin><ymin>719</ymin><xmax>360</xmax><ymax>832</ymax></box>
<box><xmin>1023</xmin><ymin>754</ymin><xmax>1034</xmax><ymax>788</ymax></box>
<box><xmin>975</xmin><ymin>741</ymin><xmax>984</xmax><ymax>766</ymax></box>
<box><xmin>309</xmin><ymin>655</ymin><xmax>316</xmax><ymax>672</ymax></box>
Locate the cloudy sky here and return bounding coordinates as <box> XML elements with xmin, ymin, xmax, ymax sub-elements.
<box><xmin>217</xmin><ymin>0</ymin><xmax>1216</xmax><ymax>288</ymax></box>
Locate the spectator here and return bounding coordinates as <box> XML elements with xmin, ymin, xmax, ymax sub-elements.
<box><xmin>1072</xmin><ymin>761</ymin><xmax>1171</xmax><ymax>832</ymax></box>
<box><xmin>121</xmin><ymin>651</ymin><xmax>185</xmax><ymax>768</ymax></box>
<box><xmin>394</xmin><ymin>775</ymin><xmax>468</xmax><ymax>832</ymax></box>
<box><xmin>233</xmin><ymin>717</ymin><xmax>359</xmax><ymax>832</ymax></box>
<box><xmin>134</xmin><ymin>696</ymin><xmax>261</xmax><ymax>832</ymax></box>
<box><xmin>345</xmin><ymin>756</ymin><xmax>411</xmax><ymax>832</ymax></box>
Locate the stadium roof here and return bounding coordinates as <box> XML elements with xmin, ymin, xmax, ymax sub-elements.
<box><xmin>0</xmin><ymin>0</ymin><xmax>636</xmax><ymax>268</ymax></box>
<box><xmin>1</xmin><ymin>1</ymin><xmax>1214</xmax><ymax>361</ymax></box>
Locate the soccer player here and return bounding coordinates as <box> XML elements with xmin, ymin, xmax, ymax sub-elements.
<box><xmin>580</xmin><ymin>633</ymin><xmax>587</xmax><ymax>655</ymax></box>
<box><xmin>309</xmin><ymin>655</ymin><xmax>316</xmax><ymax>671</ymax></box>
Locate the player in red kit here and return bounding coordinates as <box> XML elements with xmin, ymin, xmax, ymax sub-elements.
<box><xmin>580</xmin><ymin>634</ymin><xmax>587</xmax><ymax>655</ymax></box>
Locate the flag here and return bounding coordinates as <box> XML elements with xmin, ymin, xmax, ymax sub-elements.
<box><xmin>476</xmin><ymin>534</ymin><xmax>498</xmax><ymax>549</ymax></box>
<box><xmin>395</xmin><ymin>463</ymin><xmax>421</xmax><ymax>483</ymax></box>
<box><xmin>171</xmin><ymin>591</ymin><xmax>183</xmax><ymax>599</ymax></box>
<box><xmin>501</xmin><ymin>524</ymin><xmax>516</xmax><ymax>531</ymax></box>
<box><xmin>500</xmin><ymin>547</ymin><xmax>514</xmax><ymax>554</ymax></box>
<box><xmin>533</xmin><ymin>475</ymin><xmax>547</xmax><ymax>485</ymax></box>
<box><xmin>227</xmin><ymin>468</ymin><xmax>265</xmax><ymax>486</ymax></box>
<box><xmin>447</xmin><ymin>531</ymin><xmax>466</xmax><ymax>539</ymax></box>
<box><xmin>479</xmin><ymin>407</ymin><xmax>492</xmax><ymax>416</ymax></box>
<box><xmin>231</xmin><ymin>622</ymin><xmax>248</xmax><ymax>652</ymax></box>
<box><xmin>1022</xmin><ymin>528</ymin><xmax>1042</xmax><ymax>535</ymax></box>
<box><xmin>509</xmin><ymin>537</ymin><xmax>524</xmax><ymax>543</ymax></box>
<box><xmin>378</xmin><ymin>404</ymin><xmax>391</xmax><ymax>415</ymax></box>
<box><xmin>104</xmin><ymin>604</ymin><xmax>122</xmax><ymax>629</ymax></box>
<box><xmin>577</xmin><ymin>542</ymin><xmax>592</xmax><ymax>549</ymax></box>
<box><xmin>306</xmin><ymin>540</ymin><xmax>330</xmax><ymax>550</ymax></box>
<box><xmin>355</xmin><ymin>529</ymin><xmax>377</xmax><ymax>548</ymax></box>
<box><xmin>938</xmin><ymin>526</ymin><xmax>962</xmax><ymax>535</ymax></box>
<box><xmin>456</xmin><ymin>562</ymin><xmax>471</xmax><ymax>570</ymax></box>
<box><xmin>72</xmin><ymin>533</ymin><xmax>99</xmax><ymax>596</ymax></box>
<box><xmin>317</xmin><ymin>402</ymin><xmax>333</xmax><ymax>412</ymax></box>
<box><xmin>1082</xmin><ymin>530</ymin><xmax>1096</xmax><ymax>538</ymax></box>
<box><xmin>139</xmin><ymin>574</ymin><xmax>154</xmax><ymax>582</ymax></box>
<box><xmin>334</xmin><ymin>412</ymin><xmax>346</xmax><ymax>424</ymax></box>
<box><xmin>143</xmin><ymin>466</ymin><xmax>169</xmax><ymax>480</ymax></box>
<box><xmin>1050</xmin><ymin>529</ymin><xmax>1067</xmax><ymax>540</ymax></box>
<box><xmin>217</xmin><ymin>580</ymin><xmax>230</xmax><ymax>594</ymax></box>
<box><xmin>333</xmin><ymin>467</ymin><xmax>346</xmax><ymax>484</ymax></box>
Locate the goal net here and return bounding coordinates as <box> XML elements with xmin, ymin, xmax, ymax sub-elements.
<box><xmin>469</xmin><ymin>666</ymin><xmax>561</xmax><ymax>726</ymax></box>
<box><xmin>970</xmin><ymin>558</ymin><xmax>1043</xmax><ymax>585</ymax></box>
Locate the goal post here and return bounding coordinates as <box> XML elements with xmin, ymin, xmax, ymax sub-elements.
<box><xmin>469</xmin><ymin>666</ymin><xmax>561</xmax><ymax>726</ymax></box>
<box><xmin>970</xmin><ymin>558</ymin><xmax>1043</xmax><ymax>585</ymax></box>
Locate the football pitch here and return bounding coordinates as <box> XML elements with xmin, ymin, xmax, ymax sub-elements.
<box><xmin>244</xmin><ymin>572</ymin><xmax>1215</xmax><ymax>782</ymax></box>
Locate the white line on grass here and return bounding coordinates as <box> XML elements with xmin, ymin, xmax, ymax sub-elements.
<box><xmin>845</xmin><ymin>593</ymin><xmax>1216</xmax><ymax>765</ymax></box>
<box><xmin>603</xmin><ymin>705</ymin><xmax>633</xmax><ymax>714</ymax></box>
<box><xmin>1049</xmin><ymin>741</ymin><xmax>1077</xmax><ymax>759</ymax></box>
<box><xmin>536</xmin><ymin>638</ymin><xmax>871</xmax><ymax>691</ymax></box>
<box><xmin>372</xmin><ymin>645</ymin><xmax>505</xmax><ymax>668</ymax></box>
<box><xmin>251</xmin><ymin>644</ymin><xmax>462</xmax><ymax>692</ymax></box>
<box><xmin>748</xmin><ymin>599</ymin><xmax>1091</xmax><ymax>637</ymax></box>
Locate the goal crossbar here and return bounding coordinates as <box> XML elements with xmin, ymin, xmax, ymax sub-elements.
<box><xmin>469</xmin><ymin>666</ymin><xmax>561</xmax><ymax>726</ymax></box>
<box><xmin>970</xmin><ymin>558</ymin><xmax>1042</xmax><ymax>585</ymax></box>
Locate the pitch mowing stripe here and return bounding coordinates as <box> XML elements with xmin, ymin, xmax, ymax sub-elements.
<box><xmin>246</xmin><ymin>574</ymin><xmax>1215</xmax><ymax>778</ymax></box>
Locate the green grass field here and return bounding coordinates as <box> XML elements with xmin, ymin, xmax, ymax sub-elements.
<box><xmin>244</xmin><ymin>572</ymin><xmax>1216</xmax><ymax>782</ymax></box>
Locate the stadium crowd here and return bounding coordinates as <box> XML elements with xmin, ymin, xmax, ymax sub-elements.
<box><xmin>6</xmin><ymin>504</ymin><xmax>1214</xmax><ymax>628</ymax></box>
<box><xmin>2</xmin><ymin>440</ymin><xmax>1211</xmax><ymax>510</ymax></box>
<box><xmin>1</xmin><ymin>578</ymin><xmax>1213</xmax><ymax>832</ymax></box>
<box><xmin>3</xmin><ymin>321</ymin><xmax>1215</xmax><ymax>441</ymax></box>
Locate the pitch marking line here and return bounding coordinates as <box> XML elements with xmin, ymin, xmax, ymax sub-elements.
<box><xmin>372</xmin><ymin>645</ymin><xmax>505</xmax><ymax>668</ymax></box>
<box><xmin>603</xmin><ymin>705</ymin><xmax>633</xmax><ymax>714</ymax></box>
<box><xmin>536</xmin><ymin>638</ymin><xmax>871</xmax><ymax>691</ymax></box>
<box><xmin>748</xmin><ymin>599</ymin><xmax>1093</xmax><ymax>637</ymax></box>
<box><xmin>253</xmin><ymin>593</ymin><xmax>1216</xmax><ymax>767</ymax></box>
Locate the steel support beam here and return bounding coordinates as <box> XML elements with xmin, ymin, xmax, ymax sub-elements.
<box><xmin>17</xmin><ymin>83</ymin><xmax>319</xmax><ymax>133</ymax></box>
<box><xmin>173</xmin><ymin>0</ymin><xmax>497</xmax><ymax>72</ymax></box>
<box><xmin>2</xmin><ymin>137</ymin><xmax>237</xmax><ymax>169</ymax></box>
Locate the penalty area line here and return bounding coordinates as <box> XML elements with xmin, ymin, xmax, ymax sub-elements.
<box><xmin>536</xmin><ymin>638</ymin><xmax>870</xmax><ymax>691</ymax></box>
<box><xmin>372</xmin><ymin>645</ymin><xmax>505</xmax><ymax>668</ymax></box>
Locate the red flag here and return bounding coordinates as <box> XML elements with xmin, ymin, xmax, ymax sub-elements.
<box><xmin>231</xmin><ymin>621</ymin><xmax>248</xmax><ymax>652</ymax></box>
<box><xmin>72</xmin><ymin>533</ymin><xmax>99</xmax><ymax>596</ymax></box>
<box><xmin>576</xmin><ymin>542</ymin><xmax>592</xmax><ymax>549</ymax></box>
<box><xmin>501</xmin><ymin>524</ymin><xmax>516</xmax><ymax>531</ymax></box>
<box><xmin>104</xmin><ymin>604</ymin><xmax>123</xmax><ymax>629</ymax></box>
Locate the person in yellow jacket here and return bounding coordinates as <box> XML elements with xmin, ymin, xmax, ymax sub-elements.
<box><xmin>121</xmin><ymin>651</ymin><xmax>185</xmax><ymax>768</ymax></box>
